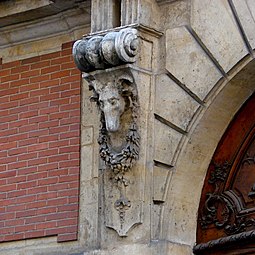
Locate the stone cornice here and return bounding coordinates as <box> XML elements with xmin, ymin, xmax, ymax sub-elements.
<box><xmin>0</xmin><ymin>0</ymin><xmax>90</xmax><ymax>27</ymax></box>
<box><xmin>0</xmin><ymin>6</ymin><xmax>90</xmax><ymax>49</ymax></box>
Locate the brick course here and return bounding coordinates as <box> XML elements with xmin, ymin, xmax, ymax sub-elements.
<box><xmin>0</xmin><ymin>41</ymin><xmax>81</xmax><ymax>243</ymax></box>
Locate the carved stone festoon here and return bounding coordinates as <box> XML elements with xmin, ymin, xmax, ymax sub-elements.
<box><xmin>73</xmin><ymin>28</ymin><xmax>142</xmax><ymax>236</ymax></box>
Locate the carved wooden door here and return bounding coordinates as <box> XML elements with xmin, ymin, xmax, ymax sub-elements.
<box><xmin>194</xmin><ymin>93</ymin><xmax>255</xmax><ymax>255</ymax></box>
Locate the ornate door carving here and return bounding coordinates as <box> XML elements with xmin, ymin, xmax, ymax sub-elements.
<box><xmin>194</xmin><ymin>93</ymin><xmax>255</xmax><ymax>255</ymax></box>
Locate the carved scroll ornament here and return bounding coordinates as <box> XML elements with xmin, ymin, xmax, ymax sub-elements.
<box><xmin>199</xmin><ymin>161</ymin><xmax>255</xmax><ymax>236</ymax></box>
<box><xmin>73</xmin><ymin>28</ymin><xmax>138</xmax><ymax>72</ymax></box>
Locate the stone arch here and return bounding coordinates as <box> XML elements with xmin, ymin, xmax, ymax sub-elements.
<box><xmin>159</xmin><ymin>56</ymin><xmax>255</xmax><ymax>252</ymax></box>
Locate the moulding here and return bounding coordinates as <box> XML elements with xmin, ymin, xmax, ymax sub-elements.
<box><xmin>0</xmin><ymin>5</ymin><xmax>90</xmax><ymax>49</ymax></box>
<box><xmin>0</xmin><ymin>0</ymin><xmax>52</xmax><ymax>19</ymax></box>
<box><xmin>193</xmin><ymin>230</ymin><xmax>255</xmax><ymax>254</ymax></box>
<box><xmin>82</xmin><ymin>23</ymin><xmax>163</xmax><ymax>39</ymax></box>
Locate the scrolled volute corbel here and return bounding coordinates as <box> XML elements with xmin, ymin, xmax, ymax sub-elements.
<box><xmin>72</xmin><ymin>28</ymin><xmax>138</xmax><ymax>72</ymax></box>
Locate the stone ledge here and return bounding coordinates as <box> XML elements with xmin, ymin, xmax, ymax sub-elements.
<box><xmin>0</xmin><ymin>6</ymin><xmax>90</xmax><ymax>49</ymax></box>
<box><xmin>0</xmin><ymin>3</ymin><xmax>91</xmax><ymax>63</ymax></box>
<box><xmin>0</xmin><ymin>0</ymin><xmax>90</xmax><ymax>27</ymax></box>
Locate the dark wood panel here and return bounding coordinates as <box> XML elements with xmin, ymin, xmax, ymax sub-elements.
<box><xmin>195</xmin><ymin>93</ymin><xmax>255</xmax><ymax>254</ymax></box>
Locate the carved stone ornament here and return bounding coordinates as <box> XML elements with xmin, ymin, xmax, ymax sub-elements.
<box><xmin>84</xmin><ymin>68</ymin><xmax>140</xmax><ymax>176</ymax></box>
<box><xmin>199</xmin><ymin>161</ymin><xmax>255</xmax><ymax>236</ymax></box>
<box><xmin>242</xmin><ymin>152</ymin><xmax>255</xmax><ymax>198</ymax></box>
<box><xmin>72</xmin><ymin>28</ymin><xmax>138</xmax><ymax>72</ymax></box>
<box><xmin>85</xmin><ymin>68</ymin><xmax>141</xmax><ymax>236</ymax></box>
<box><xmin>73</xmin><ymin>28</ymin><xmax>141</xmax><ymax>236</ymax></box>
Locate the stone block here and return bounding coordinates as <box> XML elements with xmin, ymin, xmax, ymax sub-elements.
<box><xmin>155</xmin><ymin>74</ymin><xmax>200</xmax><ymax>130</ymax></box>
<box><xmin>166</xmin><ymin>242</ymin><xmax>192</xmax><ymax>254</ymax></box>
<box><xmin>80</xmin><ymin>179</ymin><xmax>98</xmax><ymax>205</ymax></box>
<box><xmin>163</xmin><ymin>198</ymin><xmax>198</xmax><ymax>245</ymax></box>
<box><xmin>166</xmin><ymin>26</ymin><xmax>222</xmax><ymax>100</ymax></box>
<box><xmin>80</xmin><ymin>144</ymin><xmax>98</xmax><ymax>181</ymax></box>
<box><xmin>153</xmin><ymin>165</ymin><xmax>172</xmax><ymax>202</ymax></box>
<box><xmin>247</xmin><ymin>0</ymin><xmax>255</xmax><ymax>29</ymax></box>
<box><xmin>158</xmin><ymin>0</ymin><xmax>191</xmax><ymax>30</ymax></box>
<box><xmin>81</xmin><ymin>126</ymin><xmax>94</xmax><ymax>146</ymax></box>
<box><xmin>138</xmin><ymin>39</ymin><xmax>153</xmax><ymax>70</ymax></box>
<box><xmin>81</xmin><ymin>79</ymin><xmax>100</xmax><ymax>127</ymax></box>
<box><xmin>78</xmin><ymin>202</ymin><xmax>99</xmax><ymax>248</ymax></box>
<box><xmin>0</xmin><ymin>0</ymin><xmax>52</xmax><ymax>18</ymax></box>
<box><xmin>191</xmin><ymin>0</ymin><xmax>248</xmax><ymax>72</ymax></box>
<box><xmin>154</xmin><ymin>119</ymin><xmax>183</xmax><ymax>166</ymax></box>
<box><xmin>231</xmin><ymin>0</ymin><xmax>255</xmax><ymax>49</ymax></box>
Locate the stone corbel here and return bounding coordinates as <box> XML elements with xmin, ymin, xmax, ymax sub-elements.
<box><xmin>73</xmin><ymin>28</ymin><xmax>141</xmax><ymax>236</ymax></box>
<box><xmin>73</xmin><ymin>28</ymin><xmax>138</xmax><ymax>72</ymax></box>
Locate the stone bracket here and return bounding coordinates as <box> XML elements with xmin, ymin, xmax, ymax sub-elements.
<box><xmin>72</xmin><ymin>27</ymin><xmax>138</xmax><ymax>72</ymax></box>
<box><xmin>73</xmin><ymin>26</ymin><xmax>143</xmax><ymax>237</ymax></box>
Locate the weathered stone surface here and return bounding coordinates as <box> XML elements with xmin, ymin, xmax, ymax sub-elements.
<box><xmin>91</xmin><ymin>0</ymin><xmax>120</xmax><ymax>32</ymax></box>
<box><xmin>0</xmin><ymin>0</ymin><xmax>52</xmax><ymax>18</ymax></box>
<box><xmin>247</xmin><ymin>0</ymin><xmax>255</xmax><ymax>30</ymax></box>
<box><xmin>191</xmin><ymin>0</ymin><xmax>248</xmax><ymax>72</ymax></box>
<box><xmin>154</xmin><ymin>119</ymin><xmax>183</xmax><ymax>166</ymax></box>
<box><xmin>158</xmin><ymin>0</ymin><xmax>191</xmax><ymax>30</ymax></box>
<box><xmin>153</xmin><ymin>165</ymin><xmax>172</xmax><ymax>202</ymax></box>
<box><xmin>2</xmin><ymin>0</ymin><xmax>255</xmax><ymax>254</ymax></box>
<box><xmin>161</xmin><ymin>58</ymin><xmax>255</xmax><ymax>246</ymax></box>
<box><xmin>81</xmin><ymin>126</ymin><xmax>94</xmax><ymax>146</ymax></box>
<box><xmin>0</xmin><ymin>8</ymin><xmax>90</xmax><ymax>62</ymax></box>
<box><xmin>155</xmin><ymin>74</ymin><xmax>200</xmax><ymax>130</ymax></box>
<box><xmin>73</xmin><ymin>28</ymin><xmax>139</xmax><ymax>72</ymax></box>
<box><xmin>166</xmin><ymin>242</ymin><xmax>193</xmax><ymax>254</ymax></box>
<box><xmin>232</xmin><ymin>0</ymin><xmax>255</xmax><ymax>50</ymax></box>
<box><xmin>166</xmin><ymin>26</ymin><xmax>222</xmax><ymax>100</ymax></box>
<box><xmin>138</xmin><ymin>39</ymin><xmax>153</xmax><ymax>70</ymax></box>
<box><xmin>81</xmin><ymin>145</ymin><xmax>95</xmax><ymax>181</ymax></box>
<box><xmin>163</xmin><ymin>198</ymin><xmax>198</xmax><ymax>245</ymax></box>
<box><xmin>121</xmin><ymin>0</ymin><xmax>140</xmax><ymax>26</ymax></box>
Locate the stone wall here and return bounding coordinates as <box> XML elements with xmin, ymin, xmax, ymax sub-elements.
<box><xmin>76</xmin><ymin>0</ymin><xmax>255</xmax><ymax>254</ymax></box>
<box><xmin>0</xmin><ymin>0</ymin><xmax>255</xmax><ymax>255</ymax></box>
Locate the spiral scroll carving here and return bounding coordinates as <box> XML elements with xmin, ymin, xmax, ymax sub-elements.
<box><xmin>72</xmin><ymin>28</ymin><xmax>138</xmax><ymax>72</ymax></box>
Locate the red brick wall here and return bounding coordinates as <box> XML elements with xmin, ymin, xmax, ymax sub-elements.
<box><xmin>0</xmin><ymin>42</ymin><xmax>81</xmax><ymax>243</ymax></box>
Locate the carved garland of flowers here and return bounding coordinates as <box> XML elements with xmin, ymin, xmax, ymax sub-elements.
<box><xmin>97</xmin><ymin>98</ymin><xmax>140</xmax><ymax>186</ymax></box>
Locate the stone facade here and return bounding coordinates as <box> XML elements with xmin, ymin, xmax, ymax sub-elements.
<box><xmin>0</xmin><ymin>0</ymin><xmax>255</xmax><ymax>254</ymax></box>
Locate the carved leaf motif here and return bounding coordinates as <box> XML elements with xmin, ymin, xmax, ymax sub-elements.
<box><xmin>242</xmin><ymin>153</ymin><xmax>255</xmax><ymax>166</ymax></box>
<box><xmin>209</xmin><ymin>161</ymin><xmax>230</xmax><ymax>184</ymax></box>
<box><xmin>200</xmin><ymin>193</ymin><xmax>233</xmax><ymax>230</ymax></box>
<box><xmin>98</xmin><ymin>121</ymin><xmax>140</xmax><ymax>178</ymax></box>
<box><xmin>200</xmin><ymin>161</ymin><xmax>255</xmax><ymax>235</ymax></box>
